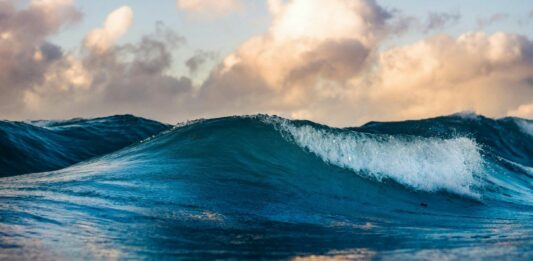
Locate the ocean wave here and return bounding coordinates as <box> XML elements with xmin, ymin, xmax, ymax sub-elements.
<box><xmin>267</xmin><ymin>117</ymin><xmax>483</xmax><ymax>196</ymax></box>
<box><xmin>0</xmin><ymin>115</ymin><xmax>170</xmax><ymax>177</ymax></box>
<box><xmin>0</xmin><ymin>114</ymin><xmax>531</xmax><ymax>259</ymax></box>
<box><xmin>514</xmin><ymin>118</ymin><xmax>533</xmax><ymax>137</ymax></box>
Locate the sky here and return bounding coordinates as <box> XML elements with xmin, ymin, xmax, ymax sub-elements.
<box><xmin>1</xmin><ymin>0</ymin><xmax>532</xmax><ymax>126</ymax></box>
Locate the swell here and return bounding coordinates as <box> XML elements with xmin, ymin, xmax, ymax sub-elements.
<box><xmin>0</xmin><ymin>114</ymin><xmax>171</xmax><ymax>177</ymax></box>
<box><xmin>2</xmin><ymin>114</ymin><xmax>532</xmax><ymax>202</ymax></box>
<box><xmin>5</xmin><ymin>114</ymin><xmax>531</xmax><ymax>205</ymax></box>
<box><xmin>0</xmin><ymin>114</ymin><xmax>531</xmax><ymax>259</ymax></box>
<box><xmin>0</xmin><ymin>115</ymin><xmax>489</xmax><ymax>225</ymax></box>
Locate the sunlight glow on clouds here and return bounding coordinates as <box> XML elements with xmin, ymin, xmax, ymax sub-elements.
<box><xmin>0</xmin><ymin>0</ymin><xmax>80</xmax><ymax>116</ymax></box>
<box><xmin>370</xmin><ymin>32</ymin><xmax>533</xmax><ymax>122</ymax></box>
<box><xmin>197</xmin><ymin>0</ymin><xmax>533</xmax><ymax>124</ymax></box>
<box><xmin>0</xmin><ymin>0</ymin><xmax>532</xmax><ymax>124</ymax></box>
<box><xmin>27</xmin><ymin>19</ymin><xmax>191</xmax><ymax>120</ymax></box>
<box><xmin>508</xmin><ymin>103</ymin><xmax>533</xmax><ymax>118</ymax></box>
<box><xmin>177</xmin><ymin>0</ymin><xmax>243</xmax><ymax>17</ymax></box>
<box><xmin>195</xmin><ymin>0</ymin><xmax>390</xmax><ymax>123</ymax></box>
<box><xmin>84</xmin><ymin>6</ymin><xmax>133</xmax><ymax>53</ymax></box>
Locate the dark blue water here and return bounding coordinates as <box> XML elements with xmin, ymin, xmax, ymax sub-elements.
<box><xmin>0</xmin><ymin>115</ymin><xmax>170</xmax><ymax>177</ymax></box>
<box><xmin>0</xmin><ymin>113</ymin><xmax>532</xmax><ymax>260</ymax></box>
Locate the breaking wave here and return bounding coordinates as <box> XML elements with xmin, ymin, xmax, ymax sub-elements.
<box><xmin>0</xmin><ymin>114</ymin><xmax>531</xmax><ymax>259</ymax></box>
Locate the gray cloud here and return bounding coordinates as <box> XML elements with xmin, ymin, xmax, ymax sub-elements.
<box><xmin>287</xmin><ymin>39</ymin><xmax>371</xmax><ymax>85</ymax></box>
<box><xmin>424</xmin><ymin>11</ymin><xmax>460</xmax><ymax>32</ymax></box>
<box><xmin>185</xmin><ymin>50</ymin><xmax>217</xmax><ymax>74</ymax></box>
<box><xmin>477</xmin><ymin>13</ymin><xmax>509</xmax><ymax>29</ymax></box>
<box><xmin>40</xmin><ymin>42</ymin><xmax>63</xmax><ymax>61</ymax></box>
<box><xmin>0</xmin><ymin>0</ymin><xmax>80</xmax><ymax>118</ymax></box>
<box><xmin>388</xmin><ymin>14</ymin><xmax>417</xmax><ymax>36</ymax></box>
<box><xmin>383</xmin><ymin>10</ymin><xmax>460</xmax><ymax>36</ymax></box>
<box><xmin>191</xmin><ymin>0</ymin><xmax>390</xmax><ymax>123</ymax></box>
<box><xmin>24</xmin><ymin>22</ymin><xmax>194</xmax><ymax>122</ymax></box>
<box><xmin>0</xmin><ymin>3</ymin><xmax>194</xmax><ymax>123</ymax></box>
<box><xmin>192</xmin><ymin>1</ymin><xmax>533</xmax><ymax>125</ymax></box>
<box><xmin>2</xmin><ymin>0</ymin><xmax>532</xmax><ymax>125</ymax></box>
<box><xmin>517</xmin><ymin>10</ymin><xmax>533</xmax><ymax>26</ymax></box>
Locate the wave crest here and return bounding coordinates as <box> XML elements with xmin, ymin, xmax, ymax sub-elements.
<box><xmin>266</xmin><ymin>117</ymin><xmax>483</xmax><ymax>196</ymax></box>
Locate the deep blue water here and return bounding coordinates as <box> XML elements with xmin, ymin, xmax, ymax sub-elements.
<box><xmin>0</xmin><ymin>113</ymin><xmax>532</xmax><ymax>260</ymax></box>
<box><xmin>0</xmin><ymin>115</ymin><xmax>170</xmax><ymax>176</ymax></box>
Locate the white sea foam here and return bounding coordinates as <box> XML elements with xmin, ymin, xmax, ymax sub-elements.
<box><xmin>514</xmin><ymin>118</ymin><xmax>533</xmax><ymax>137</ymax></box>
<box><xmin>265</xmin><ymin>117</ymin><xmax>483</xmax><ymax>196</ymax></box>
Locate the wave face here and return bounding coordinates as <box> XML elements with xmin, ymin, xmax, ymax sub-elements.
<box><xmin>0</xmin><ymin>114</ymin><xmax>532</xmax><ymax>260</ymax></box>
<box><xmin>0</xmin><ymin>115</ymin><xmax>171</xmax><ymax>177</ymax></box>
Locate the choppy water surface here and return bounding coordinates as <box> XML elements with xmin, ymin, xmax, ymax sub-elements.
<box><xmin>0</xmin><ymin>114</ymin><xmax>532</xmax><ymax>260</ymax></box>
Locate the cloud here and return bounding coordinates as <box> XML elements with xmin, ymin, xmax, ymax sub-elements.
<box><xmin>0</xmin><ymin>2</ymin><xmax>193</xmax><ymax>123</ymax></box>
<box><xmin>508</xmin><ymin>103</ymin><xmax>533</xmax><ymax>118</ymax></box>
<box><xmin>0</xmin><ymin>0</ymin><xmax>80</xmax><ymax>118</ymax></box>
<box><xmin>194</xmin><ymin>0</ymin><xmax>390</xmax><ymax>120</ymax></box>
<box><xmin>2</xmin><ymin>0</ymin><xmax>532</xmax><ymax>125</ymax></box>
<box><xmin>424</xmin><ymin>11</ymin><xmax>460</xmax><ymax>32</ymax></box>
<box><xmin>84</xmin><ymin>6</ymin><xmax>133</xmax><ymax>53</ymax></box>
<box><xmin>21</xmin><ymin>16</ymin><xmax>193</xmax><ymax>122</ymax></box>
<box><xmin>192</xmin><ymin>0</ymin><xmax>533</xmax><ymax>125</ymax></box>
<box><xmin>380</xmin><ymin>10</ymin><xmax>460</xmax><ymax>36</ymax></box>
<box><xmin>363</xmin><ymin>32</ymin><xmax>533</xmax><ymax>122</ymax></box>
<box><xmin>477</xmin><ymin>13</ymin><xmax>509</xmax><ymax>29</ymax></box>
<box><xmin>176</xmin><ymin>0</ymin><xmax>243</xmax><ymax>17</ymax></box>
<box><xmin>185</xmin><ymin>50</ymin><xmax>217</xmax><ymax>74</ymax></box>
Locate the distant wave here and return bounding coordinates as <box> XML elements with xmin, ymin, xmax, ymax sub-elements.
<box><xmin>356</xmin><ymin>114</ymin><xmax>533</xmax><ymax>168</ymax></box>
<box><xmin>0</xmin><ymin>115</ymin><xmax>171</xmax><ymax>176</ymax></box>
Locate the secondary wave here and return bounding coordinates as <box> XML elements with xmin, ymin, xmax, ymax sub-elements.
<box><xmin>0</xmin><ymin>114</ymin><xmax>171</xmax><ymax>177</ymax></box>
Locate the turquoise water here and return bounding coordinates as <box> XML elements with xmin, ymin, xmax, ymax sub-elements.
<box><xmin>0</xmin><ymin>114</ymin><xmax>532</xmax><ymax>260</ymax></box>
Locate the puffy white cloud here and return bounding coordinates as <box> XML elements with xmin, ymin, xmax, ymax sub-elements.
<box><xmin>361</xmin><ymin>32</ymin><xmax>533</xmax><ymax>122</ymax></box>
<box><xmin>176</xmin><ymin>0</ymin><xmax>243</xmax><ymax>17</ymax></box>
<box><xmin>1</xmin><ymin>0</ymin><xmax>532</xmax><ymax>125</ymax></box>
<box><xmin>84</xmin><ymin>6</ymin><xmax>133</xmax><ymax>53</ymax></box>
<box><xmin>0</xmin><ymin>3</ymin><xmax>190</xmax><ymax>122</ymax></box>
<box><xmin>193</xmin><ymin>0</ymin><xmax>390</xmax><ymax>123</ymax></box>
<box><xmin>192</xmin><ymin>0</ymin><xmax>533</xmax><ymax>125</ymax></box>
<box><xmin>0</xmin><ymin>0</ymin><xmax>80</xmax><ymax>117</ymax></box>
<box><xmin>508</xmin><ymin>103</ymin><xmax>533</xmax><ymax>118</ymax></box>
<box><xmin>27</xmin><ymin>0</ymin><xmax>81</xmax><ymax>34</ymax></box>
<box><xmin>23</xmin><ymin>21</ymin><xmax>193</xmax><ymax>122</ymax></box>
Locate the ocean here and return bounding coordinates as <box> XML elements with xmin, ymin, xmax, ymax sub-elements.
<box><xmin>0</xmin><ymin>113</ymin><xmax>531</xmax><ymax>260</ymax></box>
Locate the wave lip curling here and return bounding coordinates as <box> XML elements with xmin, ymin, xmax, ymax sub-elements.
<box><xmin>269</xmin><ymin>117</ymin><xmax>484</xmax><ymax>197</ymax></box>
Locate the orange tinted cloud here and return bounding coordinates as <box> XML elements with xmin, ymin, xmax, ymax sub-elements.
<box><xmin>2</xmin><ymin>0</ymin><xmax>532</xmax><ymax>125</ymax></box>
<box><xmin>194</xmin><ymin>0</ymin><xmax>533</xmax><ymax>125</ymax></box>
<box><xmin>177</xmin><ymin>0</ymin><xmax>243</xmax><ymax>17</ymax></box>
<box><xmin>84</xmin><ymin>6</ymin><xmax>134</xmax><ymax>53</ymax></box>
